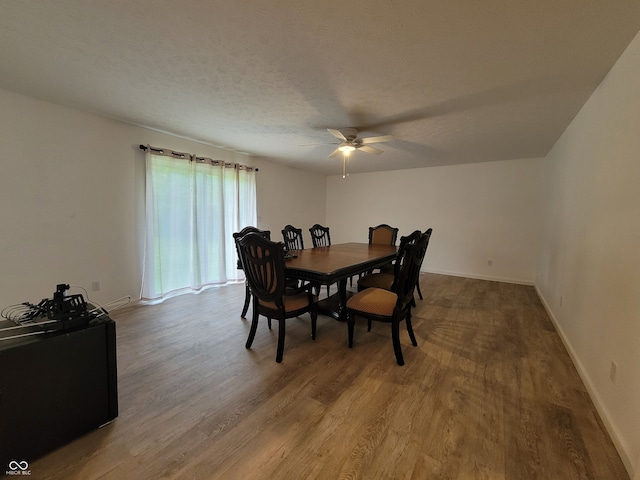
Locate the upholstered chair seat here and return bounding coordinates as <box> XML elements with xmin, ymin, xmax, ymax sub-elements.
<box><xmin>357</xmin><ymin>272</ymin><xmax>394</xmax><ymax>292</ymax></box>
<box><xmin>259</xmin><ymin>291</ymin><xmax>318</xmax><ymax>313</ymax></box>
<box><xmin>346</xmin><ymin>288</ymin><xmax>396</xmax><ymax>317</ymax></box>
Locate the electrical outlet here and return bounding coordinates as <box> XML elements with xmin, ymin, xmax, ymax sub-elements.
<box><xmin>91</xmin><ymin>281</ymin><xmax>101</xmax><ymax>292</ymax></box>
<box><xmin>487</xmin><ymin>259</ymin><xmax>493</xmax><ymax>267</ymax></box>
<box><xmin>609</xmin><ymin>361</ymin><xmax>618</xmax><ymax>383</ymax></box>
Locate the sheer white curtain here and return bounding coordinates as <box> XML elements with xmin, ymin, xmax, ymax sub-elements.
<box><xmin>141</xmin><ymin>149</ymin><xmax>256</xmax><ymax>301</ymax></box>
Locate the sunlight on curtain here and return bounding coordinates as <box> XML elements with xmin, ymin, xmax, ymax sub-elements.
<box><xmin>141</xmin><ymin>150</ymin><xmax>256</xmax><ymax>301</ymax></box>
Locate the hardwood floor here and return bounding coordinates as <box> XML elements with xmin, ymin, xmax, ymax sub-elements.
<box><xmin>30</xmin><ymin>274</ymin><xmax>628</xmax><ymax>479</ymax></box>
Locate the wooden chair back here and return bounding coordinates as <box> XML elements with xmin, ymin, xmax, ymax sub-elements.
<box><xmin>309</xmin><ymin>224</ymin><xmax>331</xmax><ymax>248</ymax></box>
<box><xmin>390</xmin><ymin>230</ymin><xmax>422</xmax><ymax>290</ymax></box>
<box><xmin>282</xmin><ymin>225</ymin><xmax>304</xmax><ymax>251</ymax></box>
<box><xmin>393</xmin><ymin>231</ymin><xmax>430</xmax><ymax>314</ymax></box>
<box><xmin>369</xmin><ymin>224</ymin><xmax>399</xmax><ymax>246</ymax></box>
<box><xmin>233</xmin><ymin>227</ymin><xmax>271</xmax><ymax>269</ymax></box>
<box><xmin>237</xmin><ymin>233</ymin><xmax>287</xmax><ymax>308</ymax></box>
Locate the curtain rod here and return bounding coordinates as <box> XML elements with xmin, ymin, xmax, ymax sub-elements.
<box><xmin>139</xmin><ymin>144</ymin><xmax>258</xmax><ymax>171</ymax></box>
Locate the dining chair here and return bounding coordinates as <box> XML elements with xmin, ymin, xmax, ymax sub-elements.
<box><xmin>281</xmin><ymin>224</ymin><xmax>304</xmax><ymax>251</ymax></box>
<box><xmin>365</xmin><ymin>228</ymin><xmax>433</xmax><ymax>300</ymax></box>
<box><xmin>236</xmin><ymin>232</ymin><xmax>318</xmax><ymax>363</ymax></box>
<box><xmin>309</xmin><ymin>224</ymin><xmax>332</xmax><ymax>296</ymax></box>
<box><xmin>354</xmin><ymin>223</ymin><xmax>400</xmax><ymax>284</ymax></box>
<box><xmin>357</xmin><ymin>229</ymin><xmax>422</xmax><ymax>292</ymax></box>
<box><xmin>346</xmin><ymin>230</ymin><xmax>430</xmax><ymax>365</ymax></box>
<box><xmin>233</xmin><ymin>226</ymin><xmax>271</xmax><ymax>318</ymax></box>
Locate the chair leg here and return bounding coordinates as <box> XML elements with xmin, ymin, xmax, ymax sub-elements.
<box><xmin>367</xmin><ymin>319</ymin><xmax>372</xmax><ymax>332</ymax></box>
<box><xmin>416</xmin><ymin>276</ymin><xmax>423</xmax><ymax>300</ymax></box>
<box><xmin>406</xmin><ymin>311</ymin><xmax>417</xmax><ymax>346</ymax></box>
<box><xmin>391</xmin><ymin>319</ymin><xmax>405</xmax><ymax>366</ymax></box>
<box><xmin>311</xmin><ymin>309</ymin><xmax>318</xmax><ymax>340</ymax></box>
<box><xmin>275</xmin><ymin>319</ymin><xmax>286</xmax><ymax>363</ymax></box>
<box><xmin>347</xmin><ymin>312</ymin><xmax>355</xmax><ymax>348</ymax></box>
<box><xmin>241</xmin><ymin>282</ymin><xmax>251</xmax><ymax>318</ymax></box>
<box><xmin>245</xmin><ymin>306</ymin><xmax>259</xmax><ymax>349</ymax></box>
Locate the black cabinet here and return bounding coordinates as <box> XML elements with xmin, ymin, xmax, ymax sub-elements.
<box><xmin>0</xmin><ymin>317</ymin><xmax>118</xmax><ymax>469</ymax></box>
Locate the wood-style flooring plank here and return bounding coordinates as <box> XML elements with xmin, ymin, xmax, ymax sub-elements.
<box><xmin>29</xmin><ymin>274</ymin><xmax>629</xmax><ymax>479</ymax></box>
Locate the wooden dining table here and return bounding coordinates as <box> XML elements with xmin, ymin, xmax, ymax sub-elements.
<box><xmin>284</xmin><ymin>242</ymin><xmax>397</xmax><ymax>321</ymax></box>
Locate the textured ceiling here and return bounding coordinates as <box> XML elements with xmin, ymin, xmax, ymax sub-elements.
<box><xmin>1</xmin><ymin>1</ymin><xmax>640</xmax><ymax>175</ymax></box>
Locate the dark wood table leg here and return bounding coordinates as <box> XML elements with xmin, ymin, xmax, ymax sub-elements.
<box><xmin>337</xmin><ymin>278</ymin><xmax>348</xmax><ymax>321</ymax></box>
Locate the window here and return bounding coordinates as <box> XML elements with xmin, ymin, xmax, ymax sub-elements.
<box><xmin>141</xmin><ymin>148</ymin><xmax>256</xmax><ymax>301</ymax></box>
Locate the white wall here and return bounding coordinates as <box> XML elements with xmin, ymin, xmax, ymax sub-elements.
<box><xmin>326</xmin><ymin>158</ymin><xmax>545</xmax><ymax>284</ymax></box>
<box><xmin>0</xmin><ymin>89</ymin><xmax>326</xmax><ymax>308</ymax></box>
<box><xmin>536</xmin><ymin>31</ymin><xmax>640</xmax><ymax>476</ymax></box>
<box><xmin>255</xmin><ymin>159</ymin><xmax>326</xmax><ymax>247</ymax></box>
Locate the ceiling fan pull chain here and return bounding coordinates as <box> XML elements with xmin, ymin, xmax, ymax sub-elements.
<box><xmin>342</xmin><ymin>155</ymin><xmax>350</xmax><ymax>179</ymax></box>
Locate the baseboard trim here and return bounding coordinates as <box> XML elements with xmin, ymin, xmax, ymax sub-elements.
<box><xmin>423</xmin><ymin>268</ymin><xmax>534</xmax><ymax>286</ymax></box>
<box><xmin>534</xmin><ymin>285</ymin><xmax>634</xmax><ymax>478</ymax></box>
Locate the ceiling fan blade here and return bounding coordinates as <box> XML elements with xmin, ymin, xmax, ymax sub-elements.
<box><xmin>358</xmin><ymin>145</ymin><xmax>383</xmax><ymax>155</ymax></box>
<box><xmin>361</xmin><ymin>135</ymin><xmax>394</xmax><ymax>144</ymax></box>
<box><xmin>327</xmin><ymin>128</ymin><xmax>347</xmax><ymax>142</ymax></box>
<box><xmin>328</xmin><ymin>147</ymin><xmax>342</xmax><ymax>158</ymax></box>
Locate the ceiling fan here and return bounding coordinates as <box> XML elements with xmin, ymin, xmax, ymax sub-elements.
<box><xmin>325</xmin><ymin>128</ymin><xmax>393</xmax><ymax>158</ymax></box>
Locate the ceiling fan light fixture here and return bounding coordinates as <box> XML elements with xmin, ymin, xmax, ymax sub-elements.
<box><xmin>323</xmin><ymin>128</ymin><xmax>393</xmax><ymax>173</ymax></box>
